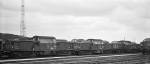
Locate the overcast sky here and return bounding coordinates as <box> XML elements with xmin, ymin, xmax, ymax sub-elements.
<box><xmin>0</xmin><ymin>0</ymin><xmax>150</xmax><ymax>43</ymax></box>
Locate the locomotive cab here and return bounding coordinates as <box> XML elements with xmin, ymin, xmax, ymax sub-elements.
<box><xmin>32</xmin><ymin>36</ymin><xmax>57</xmax><ymax>56</ymax></box>
<box><xmin>87</xmin><ymin>39</ymin><xmax>105</xmax><ymax>54</ymax></box>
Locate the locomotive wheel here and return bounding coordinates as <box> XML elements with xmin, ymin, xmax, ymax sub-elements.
<box><xmin>75</xmin><ymin>51</ymin><xmax>80</xmax><ymax>55</ymax></box>
<box><xmin>72</xmin><ymin>51</ymin><xmax>79</xmax><ymax>55</ymax></box>
<box><xmin>10</xmin><ymin>52</ymin><xmax>22</xmax><ymax>58</ymax></box>
<box><xmin>34</xmin><ymin>51</ymin><xmax>41</xmax><ymax>56</ymax></box>
<box><xmin>68</xmin><ymin>51</ymin><xmax>73</xmax><ymax>55</ymax></box>
<box><xmin>50</xmin><ymin>51</ymin><xmax>57</xmax><ymax>56</ymax></box>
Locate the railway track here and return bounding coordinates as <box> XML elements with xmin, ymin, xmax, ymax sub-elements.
<box><xmin>64</xmin><ymin>54</ymin><xmax>150</xmax><ymax>64</ymax></box>
<box><xmin>0</xmin><ymin>53</ymin><xmax>128</xmax><ymax>62</ymax></box>
<box><xmin>59</xmin><ymin>54</ymin><xmax>142</xmax><ymax>64</ymax></box>
<box><xmin>1</xmin><ymin>53</ymin><xmax>148</xmax><ymax>64</ymax></box>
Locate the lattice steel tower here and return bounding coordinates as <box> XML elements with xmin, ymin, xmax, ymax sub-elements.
<box><xmin>20</xmin><ymin>0</ymin><xmax>26</xmax><ymax>36</ymax></box>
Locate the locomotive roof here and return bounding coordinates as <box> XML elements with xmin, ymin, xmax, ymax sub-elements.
<box><xmin>56</xmin><ymin>39</ymin><xmax>68</xmax><ymax>42</ymax></box>
<box><xmin>118</xmin><ymin>40</ymin><xmax>133</xmax><ymax>43</ymax></box>
<box><xmin>71</xmin><ymin>39</ymin><xmax>89</xmax><ymax>43</ymax></box>
<box><xmin>72</xmin><ymin>39</ymin><xmax>84</xmax><ymax>40</ymax></box>
<box><xmin>33</xmin><ymin>36</ymin><xmax>56</xmax><ymax>39</ymax></box>
<box><xmin>71</xmin><ymin>39</ymin><xmax>85</xmax><ymax>41</ymax></box>
<box><xmin>12</xmin><ymin>40</ymin><xmax>35</xmax><ymax>42</ymax></box>
<box><xmin>112</xmin><ymin>40</ymin><xmax>136</xmax><ymax>45</ymax></box>
<box><xmin>143</xmin><ymin>38</ymin><xmax>150</xmax><ymax>41</ymax></box>
<box><xmin>87</xmin><ymin>39</ymin><xmax>103</xmax><ymax>41</ymax></box>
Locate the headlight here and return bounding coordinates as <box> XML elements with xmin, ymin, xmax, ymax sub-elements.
<box><xmin>50</xmin><ymin>47</ymin><xmax>54</xmax><ymax>50</ymax></box>
<box><xmin>50</xmin><ymin>46</ymin><xmax>56</xmax><ymax>50</ymax></box>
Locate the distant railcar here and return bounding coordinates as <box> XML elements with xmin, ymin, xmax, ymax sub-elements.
<box><xmin>141</xmin><ymin>38</ymin><xmax>150</xmax><ymax>54</ymax></box>
<box><xmin>111</xmin><ymin>40</ymin><xmax>140</xmax><ymax>54</ymax></box>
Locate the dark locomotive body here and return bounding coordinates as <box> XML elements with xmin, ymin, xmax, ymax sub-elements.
<box><xmin>111</xmin><ymin>40</ymin><xmax>140</xmax><ymax>54</ymax></box>
<box><xmin>0</xmin><ymin>40</ymin><xmax>36</xmax><ymax>58</ymax></box>
<box><xmin>0</xmin><ymin>39</ymin><xmax>6</xmax><ymax>57</ymax></box>
<box><xmin>86</xmin><ymin>39</ymin><xmax>107</xmax><ymax>54</ymax></box>
<box><xmin>71</xmin><ymin>39</ymin><xmax>93</xmax><ymax>55</ymax></box>
<box><xmin>32</xmin><ymin>36</ymin><xmax>57</xmax><ymax>56</ymax></box>
<box><xmin>56</xmin><ymin>41</ymin><xmax>72</xmax><ymax>55</ymax></box>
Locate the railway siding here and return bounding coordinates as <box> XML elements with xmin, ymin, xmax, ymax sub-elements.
<box><xmin>1</xmin><ymin>53</ymin><xmax>150</xmax><ymax>64</ymax></box>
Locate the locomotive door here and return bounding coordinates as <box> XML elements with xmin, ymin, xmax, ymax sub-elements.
<box><xmin>0</xmin><ymin>40</ymin><xmax>3</xmax><ymax>51</ymax></box>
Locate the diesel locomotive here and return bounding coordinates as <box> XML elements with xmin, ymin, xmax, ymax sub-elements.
<box><xmin>0</xmin><ymin>36</ymin><xmax>141</xmax><ymax>58</ymax></box>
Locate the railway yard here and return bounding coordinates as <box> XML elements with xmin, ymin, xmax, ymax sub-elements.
<box><xmin>1</xmin><ymin>0</ymin><xmax>150</xmax><ymax>64</ymax></box>
<box><xmin>0</xmin><ymin>33</ymin><xmax>150</xmax><ymax>64</ymax></box>
<box><xmin>1</xmin><ymin>53</ymin><xmax>150</xmax><ymax>64</ymax></box>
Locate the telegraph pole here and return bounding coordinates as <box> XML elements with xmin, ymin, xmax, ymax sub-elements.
<box><xmin>20</xmin><ymin>0</ymin><xmax>26</xmax><ymax>36</ymax></box>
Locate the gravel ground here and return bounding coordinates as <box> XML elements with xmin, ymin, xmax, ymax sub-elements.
<box><xmin>2</xmin><ymin>54</ymin><xmax>150</xmax><ymax>64</ymax></box>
